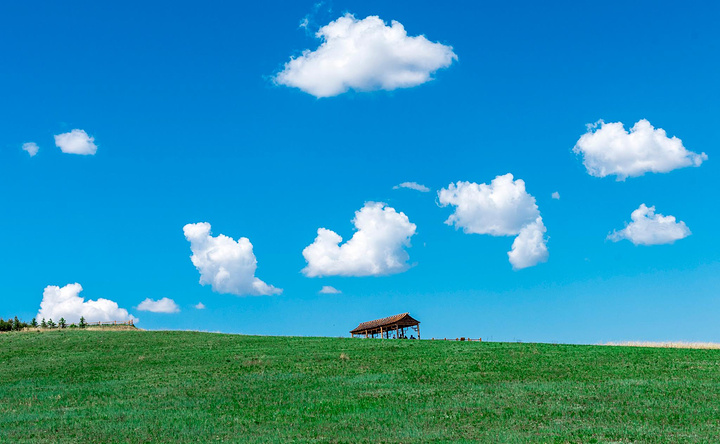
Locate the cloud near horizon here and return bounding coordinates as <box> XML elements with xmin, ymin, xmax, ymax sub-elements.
<box><xmin>54</xmin><ymin>129</ymin><xmax>98</xmax><ymax>155</ymax></box>
<box><xmin>608</xmin><ymin>204</ymin><xmax>691</xmax><ymax>245</ymax></box>
<box><xmin>37</xmin><ymin>283</ymin><xmax>134</xmax><ymax>324</ymax></box>
<box><xmin>275</xmin><ymin>14</ymin><xmax>457</xmax><ymax>97</ymax></box>
<box><xmin>137</xmin><ymin>297</ymin><xmax>180</xmax><ymax>313</ymax></box>
<box><xmin>183</xmin><ymin>222</ymin><xmax>282</xmax><ymax>296</ymax></box>
<box><xmin>573</xmin><ymin>119</ymin><xmax>707</xmax><ymax>180</ymax></box>
<box><xmin>393</xmin><ymin>182</ymin><xmax>430</xmax><ymax>192</ymax></box>
<box><xmin>438</xmin><ymin>173</ymin><xmax>548</xmax><ymax>269</ymax></box>
<box><xmin>302</xmin><ymin>202</ymin><xmax>417</xmax><ymax>277</ymax></box>
<box><xmin>319</xmin><ymin>285</ymin><xmax>341</xmax><ymax>294</ymax></box>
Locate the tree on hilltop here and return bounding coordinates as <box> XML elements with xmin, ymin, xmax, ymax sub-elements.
<box><xmin>79</xmin><ymin>316</ymin><xmax>87</xmax><ymax>328</ymax></box>
<box><xmin>47</xmin><ymin>319</ymin><xmax>56</xmax><ymax>328</ymax></box>
<box><xmin>30</xmin><ymin>318</ymin><xmax>38</xmax><ymax>328</ymax></box>
<box><xmin>58</xmin><ymin>318</ymin><xmax>67</xmax><ymax>329</ymax></box>
<box><xmin>40</xmin><ymin>318</ymin><xmax>47</xmax><ymax>328</ymax></box>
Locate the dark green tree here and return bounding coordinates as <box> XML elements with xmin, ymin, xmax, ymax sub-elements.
<box><xmin>40</xmin><ymin>318</ymin><xmax>47</xmax><ymax>328</ymax></box>
<box><xmin>79</xmin><ymin>316</ymin><xmax>87</xmax><ymax>328</ymax></box>
<box><xmin>30</xmin><ymin>318</ymin><xmax>38</xmax><ymax>328</ymax></box>
<box><xmin>47</xmin><ymin>318</ymin><xmax>56</xmax><ymax>328</ymax></box>
<box><xmin>58</xmin><ymin>318</ymin><xmax>67</xmax><ymax>329</ymax></box>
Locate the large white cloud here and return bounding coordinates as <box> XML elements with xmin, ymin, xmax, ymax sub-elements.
<box><xmin>183</xmin><ymin>222</ymin><xmax>281</xmax><ymax>296</ymax></box>
<box><xmin>508</xmin><ymin>217</ymin><xmax>549</xmax><ymax>269</ymax></box>
<box><xmin>438</xmin><ymin>174</ymin><xmax>540</xmax><ymax>236</ymax></box>
<box><xmin>22</xmin><ymin>142</ymin><xmax>39</xmax><ymax>157</ymax></box>
<box><xmin>37</xmin><ymin>283</ymin><xmax>134</xmax><ymax>324</ymax></box>
<box><xmin>608</xmin><ymin>204</ymin><xmax>691</xmax><ymax>245</ymax></box>
<box><xmin>302</xmin><ymin>202</ymin><xmax>417</xmax><ymax>277</ymax></box>
<box><xmin>275</xmin><ymin>14</ymin><xmax>457</xmax><ymax>98</ymax></box>
<box><xmin>573</xmin><ymin>119</ymin><xmax>707</xmax><ymax>180</ymax></box>
<box><xmin>137</xmin><ymin>297</ymin><xmax>180</xmax><ymax>313</ymax></box>
<box><xmin>54</xmin><ymin>129</ymin><xmax>97</xmax><ymax>155</ymax></box>
<box><xmin>439</xmin><ymin>173</ymin><xmax>548</xmax><ymax>269</ymax></box>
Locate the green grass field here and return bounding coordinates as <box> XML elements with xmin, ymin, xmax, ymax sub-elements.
<box><xmin>1</xmin><ymin>330</ymin><xmax>719</xmax><ymax>443</ymax></box>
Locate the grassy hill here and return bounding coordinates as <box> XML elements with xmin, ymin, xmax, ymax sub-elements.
<box><xmin>1</xmin><ymin>330</ymin><xmax>719</xmax><ymax>443</ymax></box>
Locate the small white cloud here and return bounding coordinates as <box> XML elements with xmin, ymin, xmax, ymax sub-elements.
<box><xmin>608</xmin><ymin>204</ymin><xmax>691</xmax><ymax>246</ymax></box>
<box><xmin>438</xmin><ymin>173</ymin><xmax>540</xmax><ymax>236</ymax></box>
<box><xmin>508</xmin><ymin>217</ymin><xmax>549</xmax><ymax>269</ymax></box>
<box><xmin>319</xmin><ymin>285</ymin><xmax>341</xmax><ymax>294</ymax></box>
<box><xmin>22</xmin><ymin>142</ymin><xmax>39</xmax><ymax>157</ymax></box>
<box><xmin>137</xmin><ymin>297</ymin><xmax>180</xmax><ymax>313</ymax></box>
<box><xmin>194</xmin><ymin>302</ymin><xmax>206</xmax><ymax>309</ymax></box>
<box><xmin>573</xmin><ymin>119</ymin><xmax>707</xmax><ymax>180</ymax></box>
<box><xmin>393</xmin><ymin>182</ymin><xmax>430</xmax><ymax>192</ymax></box>
<box><xmin>439</xmin><ymin>174</ymin><xmax>548</xmax><ymax>269</ymax></box>
<box><xmin>54</xmin><ymin>129</ymin><xmax>98</xmax><ymax>155</ymax></box>
<box><xmin>551</xmin><ymin>192</ymin><xmax>560</xmax><ymax>200</ymax></box>
<box><xmin>37</xmin><ymin>283</ymin><xmax>135</xmax><ymax>324</ymax></box>
<box><xmin>275</xmin><ymin>14</ymin><xmax>457</xmax><ymax>97</ymax></box>
<box><xmin>302</xmin><ymin>202</ymin><xmax>417</xmax><ymax>277</ymax></box>
<box><xmin>183</xmin><ymin>222</ymin><xmax>282</xmax><ymax>296</ymax></box>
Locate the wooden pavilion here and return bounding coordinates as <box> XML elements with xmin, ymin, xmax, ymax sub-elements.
<box><xmin>350</xmin><ymin>313</ymin><xmax>420</xmax><ymax>339</ymax></box>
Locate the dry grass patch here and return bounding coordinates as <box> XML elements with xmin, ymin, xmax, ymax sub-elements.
<box><xmin>605</xmin><ymin>341</ymin><xmax>720</xmax><ymax>350</ymax></box>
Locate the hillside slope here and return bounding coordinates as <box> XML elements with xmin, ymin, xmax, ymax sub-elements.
<box><xmin>1</xmin><ymin>331</ymin><xmax>719</xmax><ymax>442</ymax></box>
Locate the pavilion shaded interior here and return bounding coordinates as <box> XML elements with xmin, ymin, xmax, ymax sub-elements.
<box><xmin>350</xmin><ymin>313</ymin><xmax>420</xmax><ymax>339</ymax></box>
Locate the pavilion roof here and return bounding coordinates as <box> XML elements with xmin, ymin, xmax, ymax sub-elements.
<box><xmin>350</xmin><ymin>312</ymin><xmax>420</xmax><ymax>334</ymax></box>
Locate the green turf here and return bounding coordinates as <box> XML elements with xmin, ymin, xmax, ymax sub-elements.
<box><xmin>1</xmin><ymin>330</ymin><xmax>719</xmax><ymax>443</ymax></box>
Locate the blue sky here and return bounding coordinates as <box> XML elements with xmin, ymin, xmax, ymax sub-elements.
<box><xmin>2</xmin><ymin>0</ymin><xmax>719</xmax><ymax>343</ymax></box>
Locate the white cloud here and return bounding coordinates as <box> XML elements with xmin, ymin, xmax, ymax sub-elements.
<box><xmin>573</xmin><ymin>119</ymin><xmax>707</xmax><ymax>180</ymax></box>
<box><xmin>37</xmin><ymin>283</ymin><xmax>134</xmax><ymax>324</ymax></box>
<box><xmin>302</xmin><ymin>202</ymin><xmax>417</xmax><ymax>277</ymax></box>
<box><xmin>551</xmin><ymin>192</ymin><xmax>560</xmax><ymax>200</ymax></box>
<box><xmin>22</xmin><ymin>142</ymin><xmax>39</xmax><ymax>157</ymax></box>
<box><xmin>439</xmin><ymin>173</ymin><xmax>548</xmax><ymax>269</ymax></box>
<box><xmin>137</xmin><ymin>297</ymin><xmax>180</xmax><ymax>313</ymax></box>
<box><xmin>275</xmin><ymin>14</ymin><xmax>457</xmax><ymax>97</ymax></box>
<box><xmin>393</xmin><ymin>182</ymin><xmax>430</xmax><ymax>192</ymax></box>
<box><xmin>194</xmin><ymin>302</ymin><xmax>206</xmax><ymax>309</ymax></box>
<box><xmin>438</xmin><ymin>173</ymin><xmax>540</xmax><ymax>236</ymax></box>
<box><xmin>54</xmin><ymin>129</ymin><xmax>97</xmax><ymax>155</ymax></box>
<box><xmin>508</xmin><ymin>217</ymin><xmax>549</xmax><ymax>269</ymax></box>
<box><xmin>183</xmin><ymin>222</ymin><xmax>282</xmax><ymax>296</ymax></box>
<box><xmin>319</xmin><ymin>285</ymin><xmax>341</xmax><ymax>294</ymax></box>
<box><xmin>608</xmin><ymin>204</ymin><xmax>691</xmax><ymax>246</ymax></box>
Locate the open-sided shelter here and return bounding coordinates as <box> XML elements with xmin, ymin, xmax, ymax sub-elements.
<box><xmin>350</xmin><ymin>312</ymin><xmax>420</xmax><ymax>339</ymax></box>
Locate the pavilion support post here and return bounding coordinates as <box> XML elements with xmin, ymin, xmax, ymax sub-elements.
<box><xmin>417</xmin><ymin>324</ymin><xmax>420</xmax><ymax>340</ymax></box>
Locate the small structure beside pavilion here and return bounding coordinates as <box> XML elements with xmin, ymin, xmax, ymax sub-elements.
<box><xmin>350</xmin><ymin>312</ymin><xmax>420</xmax><ymax>339</ymax></box>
